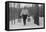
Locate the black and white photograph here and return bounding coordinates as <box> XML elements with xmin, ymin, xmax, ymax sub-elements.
<box><xmin>5</xmin><ymin>1</ymin><xmax>45</xmax><ymax>31</ymax></box>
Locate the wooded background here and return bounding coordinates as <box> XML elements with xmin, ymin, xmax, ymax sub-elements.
<box><xmin>9</xmin><ymin>3</ymin><xmax>45</xmax><ymax>21</ymax></box>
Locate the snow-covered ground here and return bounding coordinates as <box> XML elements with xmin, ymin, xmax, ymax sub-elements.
<box><xmin>9</xmin><ymin>16</ymin><xmax>44</xmax><ymax>29</ymax></box>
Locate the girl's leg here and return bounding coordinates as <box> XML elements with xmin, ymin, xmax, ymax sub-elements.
<box><xmin>22</xmin><ymin>15</ymin><xmax>27</xmax><ymax>25</ymax></box>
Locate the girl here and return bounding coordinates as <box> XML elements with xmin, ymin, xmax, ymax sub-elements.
<box><xmin>20</xmin><ymin>8</ymin><xmax>29</xmax><ymax>25</ymax></box>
